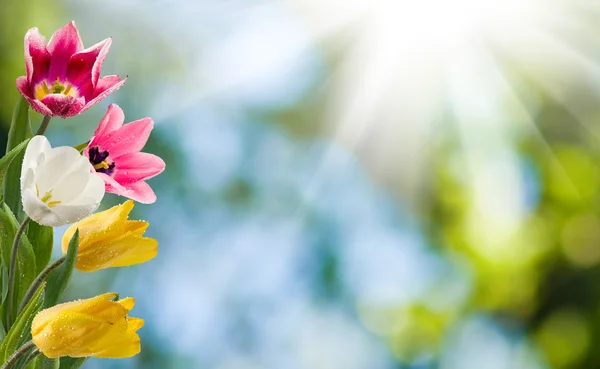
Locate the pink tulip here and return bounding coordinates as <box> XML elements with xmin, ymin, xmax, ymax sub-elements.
<box><xmin>85</xmin><ymin>104</ymin><xmax>165</xmax><ymax>204</ymax></box>
<box><xmin>16</xmin><ymin>21</ymin><xmax>126</xmax><ymax>118</ymax></box>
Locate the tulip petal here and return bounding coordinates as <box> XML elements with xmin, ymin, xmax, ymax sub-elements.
<box><xmin>66</xmin><ymin>38</ymin><xmax>111</xmax><ymax>97</ymax></box>
<box><xmin>95</xmin><ymin>171</ymin><xmax>127</xmax><ymax>194</ymax></box>
<box><xmin>21</xmin><ymin>136</ymin><xmax>51</xmax><ymax>182</ymax></box>
<box><xmin>80</xmin><ymin>75</ymin><xmax>126</xmax><ymax>114</ymax></box>
<box><xmin>90</xmin><ymin>331</ymin><xmax>141</xmax><ymax>359</ymax></box>
<box><xmin>34</xmin><ymin>146</ymin><xmax>90</xmax><ymax>195</ymax></box>
<box><xmin>118</xmin><ymin>181</ymin><xmax>157</xmax><ymax>204</ymax></box>
<box><xmin>48</xmin><ymin>173</ymin><xmax>105</xmax><ymax>224</ymax></box>
<box><xmin>16</xmin><ymin>76</ymin><xmax>33</xmax><ymax>98</ymax></box>
<box><xmin>84</xmin><ymin>301</ymin><xmax>130</xmax><ymax>323</ymax></box>
<box><xmin>68</xmin><ymin>173</ymin><xmax>105</xmax><ymax>206</ymax></box>
<box><xmin>123</xmin><ymin>220</ymin><xmax>149</xmax><ymax>237</ymax></box>
<box><xmin>113</xmin><ymin>152</ymin><xmax>166</xmax><ymax>183</ymax></box>
<box><xmin>47</xmin><ymin>21</ymin><xmax>84</xmax><ymax>80</ymax></box>
<box><xmin>127</xmin><ymin>317</ymin><xmax>144</xmax><ymax>332</ymax></box>
<box><xmin>76</xmin><ymin>234</ymin><xmax>157</xmax><ymax>271</ymax></box>
<box><xmin>51</xmin><ymin>171</ymin><xmax>92</xmax><ymax>205</ymax></box>
<box><xmin>35</xmin><ymin>312</ymin><xmax>117</xmax><ymax>358</ymax></box>
<box><xmin>96</xmin><ymin>117</ymin><xmax>153</xmax><ymax>157</ymax></box>
<box><xmin>22</xmin><ymin>188</ymin><xmax>60</xmax><ymax>227</ymax></box>
<box><xmin>109</xmin><ymin>237</ymin><xmax>158</xmax><ymax>268</ymax></box>
<box><xmin>118</xmin><ymin>298</ymin><xmax>135</xmax><ymax>311</ymax></box>
<box><xmin>48</xmin><ymin>203</ymin><xmax>98</xmax><ymax>226</ymax></box>
<box><xmin>62</xmin><ymin>200</ymin><xmax>134</xmax><ymax>254</ymax></box>
<box><xmin>21</xmin><ymin>137</ymin><xmax>106</xmax><ymax>227</ymax></box>
<box><xmin>17</xmin><ymin>77</ymin><xmax>54</xmax><ymax>116</ymax></box>
<box><xmin>24</xmin><ymin>27</ymin><xmax>50</xmax><ymax>85</ymax></box>
<box><xmin>91</xmin><ymin>104</ymin><xmax>125</xmax><ymax>140</ymax></box>
<box><xmin>40</xmin><ymin>94</ymin><xmax>85</xmax><ymax>118</ymax></box>
<box><xmin>32</xmin><ymin>292</ymin><xmax>119</xmax><ymax>336</ymax></box>
<box><xmin>21</xmin><ymin>168</ymin><xmax>36</xmax><ymax>194</ymax></box>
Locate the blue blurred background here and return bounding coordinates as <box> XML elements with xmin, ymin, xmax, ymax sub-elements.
<box><xmin>4</xmin><ymin>0</ymin><xmax>600</xmax><ymax>368</ymax></box>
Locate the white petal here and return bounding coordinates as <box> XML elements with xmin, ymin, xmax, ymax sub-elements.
<box><xmin>20</xmin><ymin>136</ymin><xmax>50</xmax><ymax>189</ymax></box>
<box><xmin>50</xmin><ymin>203</ymin><xmax>100</xmax><ymax>224</ymax></box>
<box><xmin>20</xmin><ymin>168</ymin><xmax>36</xmax><ymax>194</ymax></box>
<box><xmin>66</xmin><ymin>173</ymin><xmax>105</xmax><ymax>207</ymax></box>
<box><xmin>22</xmin><ymin>188</ymin><xmax>61</xmax><ymax>226</ymax></box>
<box><xmin>35</xmin><ymin>147</ymin><xmax>90</xmax><ymax>195</ymax></box>
<box><xmin>51</xmin><ymin>171</ymin><xmax>91</xmax><ymax>204</ymax></box>
<box><xmin>20</xmin><ymin>139</ymin><xmax>104</xmax><ymax>226</ymax></box>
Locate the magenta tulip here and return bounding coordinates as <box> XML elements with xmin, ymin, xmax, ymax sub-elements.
<box><xmin>16</xmin><ymin>21</ymin><xmax>126</xmax><ymax>118</ymax></box>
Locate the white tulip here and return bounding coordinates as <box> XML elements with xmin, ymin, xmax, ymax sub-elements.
<box><xmin>20</xmin><ymin>136</ymin><xmax>105</xmax><ymax>227</ymax></box>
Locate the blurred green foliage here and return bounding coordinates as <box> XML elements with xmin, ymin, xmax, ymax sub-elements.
<box><xmin>0</xmin><ymin>0</ymin><xmax>65</xmax><ymax>128</ymax></box>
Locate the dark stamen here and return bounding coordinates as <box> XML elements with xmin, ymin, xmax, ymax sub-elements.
<box><xmin>88</xmin><ymin>146</ymin><xmax>115</xmax><ymax>176</ymax></box>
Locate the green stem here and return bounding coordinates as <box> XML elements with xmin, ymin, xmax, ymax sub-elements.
<box><xmin>17</xmin><ymin>256</ymin><xmax>65</xmax><ymax>315</ymax></box>
<box><xmin>0</xmin><ymin>341</ymin><xmax>34</xmax><ymax>369</ymax></box>
<box><xmin>36</xmin><ymin>115</ymin><xmax>51</xmax><ymax>136</ymax></box>
<box><xmin>7</xmin><ymin>217</ymin><xmax>30</xmax><ymax>328</ymax></box>
<box><xmin>22</xmin><ymin>347</ymin><xmax>41</xmax><ymax>368</ymax></box>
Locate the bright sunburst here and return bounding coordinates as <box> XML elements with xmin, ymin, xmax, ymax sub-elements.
<box><xmin>294</xmin><ymin>0</ymin><xmax>597</xmax><ymax>207</ymax></box>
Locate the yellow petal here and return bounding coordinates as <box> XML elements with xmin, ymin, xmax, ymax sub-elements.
<box><xmin>32</xmin><ymin>293</ymin><xmax>118</xmax><ymax>336</ymax></box>
<box><xmin>33</xmin><ymin>311</ymin><xmax>116</xmax><ymax>358</ymax></box>
<box><xmin>30</xmin><ymin>292</ymin><xmax>142</xmax><ymax>359</ymax></box>
<box><xmin>124</xmin><ymin>220</ymin><xmax>149</xmax><ymax>237</ymax></box>
<box><xmin>62</xmin><ymin>200</ymin><xmax>135</xmax><ymax>254</ymax></box>
<box><xmin>108</xmin><ymin>237</ymin><xmax>158</xmax><ymax>268</ymax></box>
<box><xmin>81</xmin><ymin>300</ymin><xmax>130</xmax><ymax>324</ymax></box>
<box><xmin>83</xmin><ymin>317</ymin><xmax>133</xmax><ymax>357</ymax></box>
<box><xmin>76</xmin><ymin>234</ymin><xmax>158</xmax><ymax>272</ymax></box>
<box><xmin>91</xmin><ymin>331</ymin><xmax>141</xmax><ymax>358</ymax></box>
<box><xmin>127</xmin><ymin>317</ymin><xmax>145</xmax><ymax>332</ymax></box>
<box><xmin>118</xmin><ymin>297</ymin><xmax>135</xmax><ymax>311</ymax></box>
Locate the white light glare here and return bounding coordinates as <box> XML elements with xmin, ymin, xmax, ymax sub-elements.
<box><xmin>366</xmin><ymin>0</ymin><xmax>542</xmax><ymax>53</ymax></box>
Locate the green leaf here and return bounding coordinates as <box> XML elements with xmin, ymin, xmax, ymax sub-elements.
<box><xmin>0</xmin><ymin>205</ymin><xmax>36</xmax><ymax>328</ymax></box>
<box><xmin>0</xmin><ymin>315</ymin><xmax>6</xmax><ymax>342</ymax></box>
<box><xmin>0</xmin><ymin>282</ymin><xmax>44</xmax><ymax>365</ymax></box>
<box><xmin>2</xmin><ymin>205</ymin><xmax>36</xmax><ymax>303</ymax></box>
<box><xmin>26</xmin><ymin>223</ymin><xmax>53</xmax><ymax>275</ymax></box>
<box><xmin>44</xmin><ymin>230</ymin><xmax>78</xmax><ymax>308</ymax></box>
<box><xmin>72</xmin><ymin>141</ymin><xmax>89</xmax><ymax>153</ymax></box>
<box><xmin>6</xmin><ymin>97</ymin><xmax>33</xmax><ymax>153</ymax></box>
<box><xmin>0</xmin><ymin>139</ymin><xmax>29</xmax><ymax>188</ymax></box>
<box><xmin>1</xmin><ymin>265</ymin><xmax>7</xmax><ymax>304</ymax></box>
<box><xmin>58</xmin><ymin>357</ymin><xmax>87</xmax><ymax>369</ymax></box>
<box><xmin>3</xmin><ymin>96</ymin><xmax>33</xmax><ymax>222</ymax></box>
<box><xmin>30</xmin><ymin>355</ymin><xmax>59</xmax><ymax>369</ymax></box>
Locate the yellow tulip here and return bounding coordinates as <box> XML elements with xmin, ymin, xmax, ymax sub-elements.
<box><xmin>31</xmin><ymin>293</ymin><xmax>143</xmax><ymax>358</ymax></box>
<box><xmin>62</xmin><ymin>200</ymin><xmax>157</xmax><ymax>272</ymax></box>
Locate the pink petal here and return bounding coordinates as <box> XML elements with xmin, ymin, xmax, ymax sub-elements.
<box><xmin>96</xmin><ymin>172</ymin><xmax>127</xmax><ymax>193</ymax></box>
<box><xmin>47</xmin><ymin>21</ymin><xmax>84</xmax><ymax>81</ymax></box>
<box><xmin>63</xmin><ymin>96</ymin><xmax>88</xmax><ymax>117</ymax></box>
<box><xmin>98</xmin><ymin>117</ymin><xmax>153</xmax><ymax>157</ymax></box>
<box><xmin>91</xmin><ymin>104</ymin><xmax>125</xmax><ymax>143</ymax></box>
<box><xmin>114</xmin><ymin>152</ymin><xmax>165</xmax><ymax>183</ymax></box>
<box><xmin>66</xmin><ymin>38</ymin><xmax>111</xmax><ymax>98</ymax></box>
<box><xmin>24</xmin><ymin>27</ymin><xmax>50</xmax><ymax>85</ymax></box>
<box><xmin>40</xmin><ymin>94</ymin><xmax>85</xmax><ymax>118</ymax></box>
<box><xmin>121</xmin><ymin>181</ymin><xmax>157</xmax><ymax>204</ymax></box>
<box><xmin>90</xmin><ymin>38</ymin><xmax>111</xmax><ymax>88</ymax></box>
<box><xmin>16</xmin><ymin>76</ymin><xmax>33</xmax><ymax>98</ymax></box>
<box><xmin>17</xmin><ymin>76</ymin><xmax>53</xmax><ymax>116</ymax></box>
<box><xmin>79</xmin><ymin>75</ymin><xmax>126</xmax><ymax>114</ymax></box>
<box><xmin>100</xmin><ymin>172</ymin><xmax>157</xmax><ymax>204</ymax></box>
